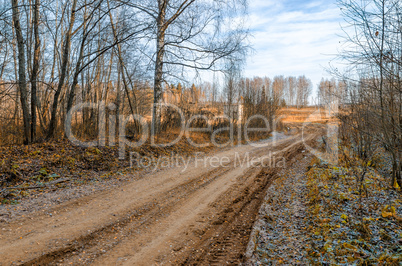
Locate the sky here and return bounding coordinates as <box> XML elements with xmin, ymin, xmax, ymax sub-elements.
<box><xmin>244</xmin><ymin>0</ymin><xmax>345</xmax><ymax>101</ymax></box>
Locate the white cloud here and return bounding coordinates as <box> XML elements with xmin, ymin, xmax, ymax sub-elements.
<box><xmin>249</xmin><ymin>0</ymin><xmax>281</xmax><ymax>10</ymax></box>
<box><xmin>245</xmin><ymin>0</ymin><xmax>345</xmax><ymax>96</ymax></box>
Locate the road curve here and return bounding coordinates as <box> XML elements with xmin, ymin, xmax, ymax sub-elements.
<box><xmin>0</xmin><ymin>131</ymin><xmax>318</xmax><ymax>265</ymax></box>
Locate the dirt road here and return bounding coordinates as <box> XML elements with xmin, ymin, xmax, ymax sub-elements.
<box><xmin>0</xmin><ymin>130</ymin><xmax>318</xmax><ymax>265</ymax></box>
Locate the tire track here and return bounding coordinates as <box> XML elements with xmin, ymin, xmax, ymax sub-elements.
<box><xmin>0</xmin><ymin>132</ymin><xmax>319</xmax><ymax>265</ymax></box>
<box><xmin>22</xmin><ymin>167</ymin><xmax>232</xmax><ymax>265</ymax></box>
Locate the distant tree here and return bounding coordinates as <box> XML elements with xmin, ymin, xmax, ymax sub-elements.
<box><xmin>286</xmin><ymin>76</ymin><xmax>297</xmax><ymax>106</ymax></box>
<box><xmin>296</xmin><ymin>75</ymin><xmax>312</xmax><ymax>108</ymax></box>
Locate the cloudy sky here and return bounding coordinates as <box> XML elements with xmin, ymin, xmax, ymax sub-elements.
<box><xmin>244</xmin><ymin>0</ymin><xmax>345</xmax><ymax>99</ymax></box>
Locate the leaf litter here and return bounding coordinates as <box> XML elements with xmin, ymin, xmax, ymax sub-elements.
<box><xmin>245</xmin><ymin>150</ymin><xmax>402</xmax><ymax>265</ymax></box>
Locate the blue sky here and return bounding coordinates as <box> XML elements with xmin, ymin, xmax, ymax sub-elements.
<box><xmin>244</xmin><ymin>0</ymin><xmax>344</xmax><ymax>99</ymax></box>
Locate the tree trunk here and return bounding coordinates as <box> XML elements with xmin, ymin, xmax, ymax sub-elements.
<box><xmin>115</xmin><ymin>65</ymin><xmax>121</xmax><ymax>140</ymax></box>
<box><xmin>107</xmin><ymin>1</ymin><xmax>138</xmax><ymax>131</ymax></box>
<box><xmin>47</xmin><ymin>0</ymin><xmax>77</xmax><ymax>139</ymax></box>
<box><xmin>11</xmin><ymin>0</ymin><xmax>30</xmax><ymax>144</ymax></box>
<box><xmin>152</xmin><ymin>0</ymin><xmax>167</xmax><ymax>137</ymax></box>
<box><xmin>66</xmin><ymin>26</ymin><xmax>86</xmax><ymax>115</ymax></box>
<box><xmin>30</xmin><ymin>0</ymin><xmax>41</xmax><ymax>142</ymax></box>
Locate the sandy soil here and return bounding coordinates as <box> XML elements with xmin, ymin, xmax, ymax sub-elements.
<box><xmin>0</xmin><ymin>126</ymin><xmax>321</xmax><ymax>265</ymax></box>
<box><xmin>245</xmin><ymin>148</ymin><xmax>313</xmax><ymax>265</ymax></box>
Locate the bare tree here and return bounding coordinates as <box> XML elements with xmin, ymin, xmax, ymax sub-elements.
<box><xmin>223</xmin><ymin>58</ymin><xmax>242</xmax><ymax>123</ymax></box>
<box><xmin>296</xmin><ymin>75</ymin><xmax>312</xmax><ymax>108</ymax></box>
<box><xmin>47</xmin><ymin>0</ymin><xmax>78</xmax><ymax>139</ymax></box>
<box><xmin>119</xmin><ymin>0</ymin><xmax>248</xmax><ymax>136</ymax></box>
<box><xmin>30</xmin><ymin>0</ymin><xmax>40</xmax><ymax>142</ymax></box>
<box><xmin>336</xmin><ymin>0</ymin><xmax>402</xmax><ymax>186</ymax></box>
<box><xmin>11</xmin><ymin>0</ymin><xmax>30</xmax><ymax>144</ymax></box>
<box><xmin>0</xmin><ymin>0</ymin><xmax>249</xmax><ymax>145</ymax></box>
<box><xmin>285</xmin><ymin>76</ymin><xmax>296</xmax><ymax>106</ymax></box>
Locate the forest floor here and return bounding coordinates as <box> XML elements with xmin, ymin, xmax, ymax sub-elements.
<box><xmin>245</xmin><ymin>137</ymin><xmax>402</xmax><ymax>265</ymax></box>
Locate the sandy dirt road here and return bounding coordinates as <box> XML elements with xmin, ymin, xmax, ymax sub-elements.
<box><xmin>0</xmin><ymin>129</ymin><xmax>319</xmax><ymax>265</ymax></box>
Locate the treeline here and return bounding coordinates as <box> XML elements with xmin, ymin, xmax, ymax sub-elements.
<box><xmin>240</xmin><ymin>75</ymin><xmax>312</xmax><ymax>108</ymax></box>
<box><xmin>317</xmin><ymin>78</ymin><xmax>348</xmax><ymax>110</ymax></box>
<box><xmin>165</xmin><ymin>75</ymin><xmax>313</xmax><ymax>107</ymax></box>
<box><xmin>158</xmin><ymin>74</ymin><xmax>313</xmax><ymax>133</ymax></box>
<box><xmin>0</xmin><ymin>0</ymin><xmax>248</xmax><ymax>145</ymax></box>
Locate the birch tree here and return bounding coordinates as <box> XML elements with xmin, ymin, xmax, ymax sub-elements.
<box><xmin>120</xmin><ymin>0</ymin><xmax>249</xmax><ymax>135</ymax></box>
<box><xmin>11</xmin><ymin>0</ymin><xmax>30</xmax><ymax>144</ymax></box>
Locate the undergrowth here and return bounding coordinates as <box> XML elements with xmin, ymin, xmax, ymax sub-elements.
<box><xmin>305</xmin><ymin>155</ymin><xmax>402</xmax><ymax>265</ymax></box>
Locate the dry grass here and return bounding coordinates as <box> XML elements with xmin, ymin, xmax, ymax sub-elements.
<box><xmin>279</xmin><ymin>107</ymin><xmax>335</xmax><ymax>124</ymax></box>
